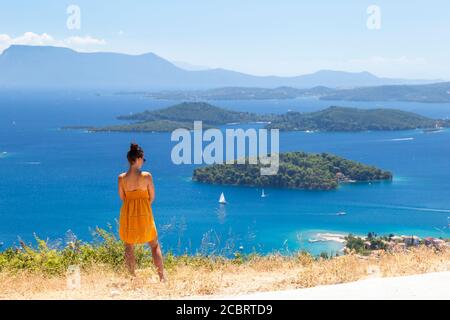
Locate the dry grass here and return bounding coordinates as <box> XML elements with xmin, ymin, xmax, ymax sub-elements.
<box><xmin>0</xmin><ymin>246</ymin><xmax>448</xmax><ymax>300</ymax></box>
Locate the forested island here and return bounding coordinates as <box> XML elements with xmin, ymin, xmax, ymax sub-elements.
<box><xmin>118</xmin><ymin>102</ymin><xmax>261</xmax><ymax>124</ymax></box>
<box><xmin>193</xmin><ymin>152</ymin><xmax>392</xmax><ymax>190</ymax></box>
<box><xmin>266</xmin><ymin>106</ymin><xmax>446</xmax><ymax>132</ymax></box>
<box><xmin>91</xmin><ymin>120</ymin><xmax>213</xmax><ymax>132</ymax></box>
<box><xmin>321</xmin><ymin>82</ymin><xmax>450</xmax><ymax>103</ymax></box>
<box><xmin>141</xmin><ymin>86</ymin><xmax>335</xmax><ymax>100</ymax></box>
<box><xmin>68</xmin><ymin>102</ymin><xmax>449</xmax><ymax>133</ymax></box>
<box><xmin>117</xmin><ymin>81</ymin><xmax>450</xmax><ymax>103</ymax></box>
<box><xmin>86</xmin><ymin>102</ymin><xmax>266</xmax><ymax>132</ymax></box>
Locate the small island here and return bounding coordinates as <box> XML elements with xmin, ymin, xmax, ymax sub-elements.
<box><xmin>193</xmin><ymin>152</ymin><xmax>392</xmax><ymax>190</ymax></box>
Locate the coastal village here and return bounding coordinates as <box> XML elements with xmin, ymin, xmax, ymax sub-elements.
<box><xmin>343</xmin><ymin>233</ymin><xmax>449</xmax><ymax>256</ymax></box>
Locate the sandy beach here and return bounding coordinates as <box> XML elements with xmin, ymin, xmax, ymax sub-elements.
<box><xmin>309</xmin><ymin>233</ymin><xmax>348</xmax><ymax>244</ymax></box>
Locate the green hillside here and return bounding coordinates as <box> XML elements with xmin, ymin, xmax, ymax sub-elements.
<box><xmin>193</xmin><ymin>152</ymin><xmax>392</xmax><ymax>190</ymax></box>
<box><xmin>267</xmin><ymin>106</ymin><xmax>439</xmax><ymax>131</ymax></box>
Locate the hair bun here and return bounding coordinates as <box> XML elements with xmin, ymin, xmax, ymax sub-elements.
<box><xmin>130</xmin><ymin>143</ymin><xmax>139</xmax><ymax>151</ymax></box>
<box><xmin>127</xmin><ymin>142</ymin><xmax>145</xmax><ymax>164</ymax></box>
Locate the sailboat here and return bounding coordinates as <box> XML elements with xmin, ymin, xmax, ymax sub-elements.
<box><xmin>261</xmin><ymin>189</ymin><xmax>267</xmax><ymax>198</ymax></box>
<box><xmin>219</xmin><ymin>192</ymin><xmax>227</xmax><ymax>205</ymax></box>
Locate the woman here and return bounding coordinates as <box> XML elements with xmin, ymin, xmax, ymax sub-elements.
<box><xmin>118</xmin><ymin>143</ymin><xmax>166</xmax><ymax>281</ymax></box>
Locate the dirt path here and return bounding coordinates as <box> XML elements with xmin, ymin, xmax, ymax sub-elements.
<box><xmin>209</xmin><ymin>271</ymin><xmax>450</xmax><ymax>300</ymax></box>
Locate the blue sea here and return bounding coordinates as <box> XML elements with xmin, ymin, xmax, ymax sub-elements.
<box><xmin>0</xmin><ymin>89</ymin><xmax>449</xmax><ymax>255</ymax></box>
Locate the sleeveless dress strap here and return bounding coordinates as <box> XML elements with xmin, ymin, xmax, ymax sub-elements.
<box><xmin>120</xmin><ymin>173</ymin><xmax>151</xmax><ymax>198</ymax></box>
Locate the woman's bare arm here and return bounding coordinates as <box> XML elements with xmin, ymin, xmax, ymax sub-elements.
<box><xmin>118</xmin><ymin>174</ymin><xmax>126</xmax><ymax>201</ymax></box>
<box><xmin>146</xmin><ymin>173</ymin><xmax>155</xmax><ymax>204</ymax></box>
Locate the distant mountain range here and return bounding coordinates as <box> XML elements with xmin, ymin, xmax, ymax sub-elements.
<box><xmin>0</xmin><ymin>45</ymin><xmax>438</xmax><ymax>89</ymax></box>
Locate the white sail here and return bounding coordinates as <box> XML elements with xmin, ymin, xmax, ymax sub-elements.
<box><xmin>219</xmin><ymin>192</ymin><xmax>226</xmax><ymax>204</ymax></box>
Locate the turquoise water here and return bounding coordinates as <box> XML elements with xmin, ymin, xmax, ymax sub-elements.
<box><xmin>0</xmin><ymin>90</ymin><xmax>449</xmax><ymax>255</ymax></box>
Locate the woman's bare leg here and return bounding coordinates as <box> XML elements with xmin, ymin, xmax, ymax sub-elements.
<box><xmin>124</xmin><ymin>243</ymin><xmax>136</xmax><ymax>276</ymax></box>
<box><xmin>149</xmin><ymin>239</ymin><xmax>165</xmax><ymax>281</ymax></box>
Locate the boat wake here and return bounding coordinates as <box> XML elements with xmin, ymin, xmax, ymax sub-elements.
<box><xmin>385</xmin><ymin>137</ymin><xmax>415</xmax><ymax>142</ymax></box>
<box><xmin>383</xmin><ymin>205</ymin><xmax>450</xmax><ymax>214</ymax></box>
<box><xmin>23</xmin><ymin>161</ymin><xmax>41</xmax><ymax>165</ymax></box>
<box><xmin>359</xmin><ymin>203</ymin><xmax>450</xmax><ymax>214</ymax></box>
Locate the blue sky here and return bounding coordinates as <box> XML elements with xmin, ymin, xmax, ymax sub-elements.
<box><xmin>0</xmin><ymin>0</ymin><xmax>449</xmax><ymax>79</ymax></box>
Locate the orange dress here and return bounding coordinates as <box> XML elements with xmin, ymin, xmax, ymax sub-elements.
<box><xmin>119</xmin><ymin>186</ymin><xmax>158</xmax><ymax>244</ymax></box>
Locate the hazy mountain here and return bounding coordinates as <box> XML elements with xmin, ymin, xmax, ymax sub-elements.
<box><xmin>0</xmin><ymin>45</ymin><xmax>436</xmax><ymax>89</ymax></box>
<box><xmin>288</xmin><ymin>70</ymin><xmax>435</xmax><ymax>88</ymax></box>
<box><xmin>0</xmin><ymin>45</ymin><xmax>184</xmax><ymax>89</ymax></box>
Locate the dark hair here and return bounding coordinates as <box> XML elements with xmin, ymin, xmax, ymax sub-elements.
<box><xmin>127</xmin><ymin>143</ymin><xmax>144</xmax><ymax>164</ymax></box>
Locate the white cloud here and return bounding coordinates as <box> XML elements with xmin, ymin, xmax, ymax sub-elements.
<box><xmin>0</xmin><ymin>32</ymin><xmax>106</xmax><ymax>53</ymax></box>
<box><xmin>14</xmin><ymin>32</ymin><xmax>56</xmax><ymax>46</ymax></box>
<box><xmin>0</xmin><ymin>34</ymin><xmax>11</xmax><ymax>42</ymax></box>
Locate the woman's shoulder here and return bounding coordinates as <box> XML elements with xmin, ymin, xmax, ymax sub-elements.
<box><xmin>141</xmin><ymin>171</ymin><xmax>153</xmax><ymax>182</ymax></box>
<box><xmin>118</xmin><ymin>172</ymin><xmax>127</xmax><ymax>180</ymax></box>
<box><xmin>141</xmin><ymin>171</ymin><xmax>153</xmax><ymax>178</ymax></box>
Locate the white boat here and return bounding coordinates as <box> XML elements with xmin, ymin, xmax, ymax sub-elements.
<box><xmin>336</xmin><ymin>211</ymin><xmax>347</xmax><ymax>216</ymax></box>
<box><xmin>261</xmin><ymin>189</ymin><xmax>267</xmax><ymax>198</ymax></box>
<box><xmin>219</xmin><ymin>192</ymin><xmax>227</xmax><ymax>204</ymax></box>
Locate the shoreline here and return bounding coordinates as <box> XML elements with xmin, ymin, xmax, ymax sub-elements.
<box><xmin>1</xmin><ymin>229</ymin><xmax>447</xmax><ymax>255</ymax></box>
<box><xmin>308</xmin><ymin>232</ymin><xmax>347</xmax><ymax>244</ymax></box>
